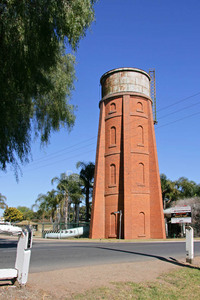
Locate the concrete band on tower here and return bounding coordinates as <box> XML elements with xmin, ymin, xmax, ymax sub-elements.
<box><xmin>90</xmin><ymin>68</ymin><xmax>166</xmax><ymax>240</ymax></box>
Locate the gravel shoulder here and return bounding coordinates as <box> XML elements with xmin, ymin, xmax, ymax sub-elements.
<box><xmin>26</xmin><ymin>256</ymin><xmax>200</xmax><ymax>298</ymax></box>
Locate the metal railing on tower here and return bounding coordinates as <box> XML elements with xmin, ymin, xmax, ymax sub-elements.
<box><xmin>149</xmin><ymin>69</ymin><xmax>157</xmax><ymax>124</ymax></box>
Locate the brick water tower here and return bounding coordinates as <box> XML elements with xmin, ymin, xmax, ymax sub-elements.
<box><xmin>90</xmin><ymin>68</ymin><xmax>166</xmax><ymax>239</ymax></box>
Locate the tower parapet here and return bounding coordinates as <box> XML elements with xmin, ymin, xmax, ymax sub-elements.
<box><xmin>100</xmin><ymin>68</ymin><xmax>150</xmax><ymax>98</ymax></box>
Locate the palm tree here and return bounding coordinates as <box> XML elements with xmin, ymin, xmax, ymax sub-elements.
<box><xmin>0</xmin><ymin>193</ymin><xmax>7</xmax><ymax>210</ymax></box>
<box><xmin>52</xmin><ymin>173</ymin><xmax>83</xmax><ymax>224</ymax></box>
<box><xmin>67</xmin><ymin>173</ymin><xmax>83</xmax><ymax>223</ymax></box>
<box><xmin>76</xmin><ymin>161</ymin><xmax>95</xmax><ymax>222</ymax></box>
<box><xmin>51</xmin><ymin>173</ymin><xmax>70</xmax><ymax>224</ymax></box>
<box><xmin>35</xmin><ymin>189</ymin><xmax>58</xmax><ymax>222</ymax></box>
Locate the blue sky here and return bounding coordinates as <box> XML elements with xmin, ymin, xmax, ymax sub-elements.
<box><xmin>1</xmin><ymin>0</ymin><xmax>200</xmax><ymax>212</ymax></box>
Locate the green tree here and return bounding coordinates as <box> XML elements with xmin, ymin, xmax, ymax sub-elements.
<box><xmin>17</xmin><ymin>206</ymin><xmax>35</xmax><ymax>220</ymax></box>
<box><xmin>51</xmin><ymin>173</ymin><xmax>71</xmax><ymax>223</ymax></box>
<box><xmin>160</xmin><ymin>174</ymin><xmax>179</xmax><ymax>208</ymax></box>
<box><xmin>52</xmin><ymin>172</ymin><xmax>83</xmax><ymax>223</ymax></box>
<box><xmin>3</xmin><ymin>207</ymin><xmax>23</xmax><ymax>222</ymax></box>
<box><xmin>31</xmin><ymin>206</ymin><xmax>48</xmax><ymax>222</ymax></box>
<box><xmin>67</xmin><ymin>173</ymin><xmax>83</xmax><ymax>223</ymax></box>
<box><xmin>76</xmin><ymin>161</ymin><xmax>95</xmax><ymax>222</ymax></box>
<box><xmin>0</xmin><ymin>193</ymin><xmax>7</xmax><ymax>209</ymax></box>
<box><xmin>175</xmin><ymin>177</ymin><xmax>199</xmax><ymax>198</ymax></box>
<box><xmin>35</xmin><ymin>190</ymin><xmax>58</xmax><ymax>222</ymax></box>
<box><xmin>0</xmin><ymin>0</ymin><xmax>96</xmax><ymax>172</ymax></box>
<box><xmin>196</xmin><ymin>184</ymin><xmax>200</xmax><ymax>197</ymax></box>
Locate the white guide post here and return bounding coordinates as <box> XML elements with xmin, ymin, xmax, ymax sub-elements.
<box><xmin>15</xmin><ymin>227</ymin><xmax>33</xmax><ymax>285</ymax></box>
<box><xmin>186</xmin><ymin>226</ymin><xmax>194</xmax><ymax>264</ymax></box>
<box><xmin>0</xmin><ymin>226</ymin><xmax>33</xmax><ymax>285</ymax></box>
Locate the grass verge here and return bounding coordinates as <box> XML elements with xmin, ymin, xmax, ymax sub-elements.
<box><xmin>0</xmin><ymin>265</ymin><xmax>200</xmax><ymax>299</ymax></box>
<box><xmin>73</xmin><ymin>267</ymin><xmax>200</xmax><ymax>300</ymax></box>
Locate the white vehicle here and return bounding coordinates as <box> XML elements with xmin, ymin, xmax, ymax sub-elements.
<box><xmin>0</xmin><ymin>221</ymin><xmax>22</xmax><ymax>235</ymax></box>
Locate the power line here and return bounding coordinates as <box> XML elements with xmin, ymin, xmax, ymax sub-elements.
<box><xmin>30</xmin><ymin>136</ymin><xmax>96</xmax><ymax>163</ymax></box>
<box><xmin>156</xmin><ymin>110</ymin><xmax>200</xmax><ymax>129</ymax></box>
<box><xmin>157</xmin><ymin>91</ymin><xmax>200</xmax><ymax>112</ymax></box>
<box><xmin>22</xmin><ymin>149</ymin><xmax>96</xmax><ymax>173</ymax></box>
<box><xmin>27</xmin><ymin>141</ymin><xmax>96</xmax><ymax>166</ymax></box>
<box><xmin>158</xmin><ymin>100</ymin><xmax>200</xmax><ymax>120</ymax></box>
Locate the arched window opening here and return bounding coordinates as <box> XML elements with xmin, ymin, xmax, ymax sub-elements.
<box><xmin>110</xmin><ymin>164</ymin><xmax>116</xmax><ymax>186</ymax></box>
<box><xmin>109</xmin><ymin>213</ymin><xmax>117</xmax><ymax>237</ymax></box>
<box><xmin>110</xmin><ymin>126</ymin><xmax>116</xmax><ymax>146</ymax></box>
<box><xmin>137</xmin><ymin>102</ymin><xmax>143</xmax><ymax>112</ymax></box>
<box><xmin>110</xmin><ymin>102</ymin><xmax>116</xmax><ymax>113</ymax></box>
<box><xmin>138</xmin><ymin>212</ymin><xmax>145</xmax><ymax>236</ymax></box>
<box><xmin>137</xmin><ymin>125</ymin><xmax>144</xmax><ymax>145</ymax></box>
<box><xmin>138</xmin><ymin>163</ymin><xmax>145</xmax><ymax>185</ymax></box>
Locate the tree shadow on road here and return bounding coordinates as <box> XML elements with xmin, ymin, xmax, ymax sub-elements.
<box><xmin>94</xmin><ymin>246</ymin><xmax>200</xmax><ymax>270</ymax></box>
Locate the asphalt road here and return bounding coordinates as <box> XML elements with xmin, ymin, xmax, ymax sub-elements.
<box><xmin>1</xmin><ymin>238</ymin><xmax>200</xmax><ymax>273</ymax></box>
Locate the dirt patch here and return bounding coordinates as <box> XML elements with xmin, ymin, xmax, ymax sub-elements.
<box><xmin>31</xmin><ymin>261</ymin><xmax>176</xmax><ymax>298</ymax></box>
<box><xmin>1</xmin><ymin>257</ymin><xmax>199</xmax><ymax>299</ymax></box>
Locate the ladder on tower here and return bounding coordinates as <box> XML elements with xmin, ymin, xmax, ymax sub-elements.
<box><xmin>149</xmin><ymin>69</ymin><xmax>157</xmax><ymax>124</ymax></box>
